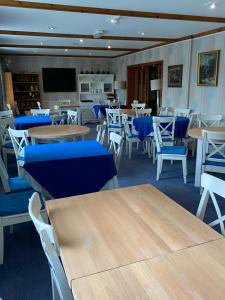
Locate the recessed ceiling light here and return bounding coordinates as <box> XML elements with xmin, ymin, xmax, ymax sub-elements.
<box><xmin>89</xmin><ymin>52</ymin><xmax>92</xmax><ymax>55</ymax></box>
<box><xmin>49</xmin><ymin>26</ymin><xmax>56</xmax><ymax>30</ymax></box>
<box><xmin>138</xmin><ymin>31</ymin><xmax>145</xmax><ymax>36</ymax></box>
<box><xmin>204</xmin><ymin>1</ymin><xmax>217</xmax><ymax>9</ymax></box>
<box><xmin>209</xmin><ymin>2</ymin><xmax>216</xmax><ymax>9</ymax></box>
<box><xmin>107</xmin><ymin>16</ymin><xmax>121</xmax><ymax>25</ymax></box>
<box><xmin>107</xmin><ymin>45</ymin><xmax>112</xmax><ymax>49</ymax></box>
<box><xmin>79</xmin><ymin>39</ymin><xmax>84</xmax><ymax>43</ymax></box>
<box><xmin>40</xmin><ymin>42</ymin><xmax>44</xmax><ymax>45</ymax></box>
<box><xmin>65</xmin><ymin>49</ymin><xmax>68</xmax><ymax>52</ymax></box>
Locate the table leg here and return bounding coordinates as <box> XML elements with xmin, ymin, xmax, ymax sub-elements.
<box><xmin>195</xmin><ymin>139</ymin><xmax>203</xmax><ymax>187</ymax></box>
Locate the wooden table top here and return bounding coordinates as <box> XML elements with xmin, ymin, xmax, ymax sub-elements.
<box><xmin>73</xmin><ymin>238</ymin><xmax>225</xmax><ymax>300</ymax></box>
<box><xmin>121</xmin><ymin>108</ymin><xmax>136</xmax><ymax>116</ymax></box>
<box><xmin>46</xmin><ymin>184</ymin><xmax>221</xmax><ymax>287</ymax></box>
<box><xmin>189</xmin><ymin>127</ymin><xmax>225</xmax><ymax>139</ymax></box>
<box><xmin>28</xmin><ymin>124</ymin><xmax>90</xmax><ymax>139</ymax></box>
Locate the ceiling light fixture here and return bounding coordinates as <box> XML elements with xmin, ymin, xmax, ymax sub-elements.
<box><xmin>204</xmin><ymin>1</ymin><xmax>217</xmax><ymax>9</ymax></box>
<box><xmin>48</xmin><ymin>26</ymin><xmax>56</xmax><ymax>30</ymax></box>
<box><xmin>79</xmin><ymin>39</ymin><xmax>84</xmax><ymax>43</ymax></box>
<box><xmin>107</xmin><ymin>16</ymin><xmax>121</xmax><ymax>25</ymax></box>
<box><xmin>65</xmin><ymin>49</ymin><xmax>68</xmax><ymax>52</ymax></box>
<box><xmin>93</xmin><ymin>30</ymin><xmax>105</xmax><ymax>38</ymax></box>
<box><xmin>138</xmin><ymin>31</ymin><xmax>145</xmax><ymax>36</ymax></box>
<box><xmin>40</xmin><ymin>42</ymin><xmax>44</xmax><ymax>45</ymax></box>
<box><xmin>107</xmin><ymin>45</ymin><xmax>112</xmax><ymax>49</ymax></box>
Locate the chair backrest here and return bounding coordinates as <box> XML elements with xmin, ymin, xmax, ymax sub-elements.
<box><xmin>132</xmin><ymin>100</ymin><xmax>139</xmax><ymax>104</ymax></box>
<box><xmin>54</xmin><ymin>105</ymin><xmax>60</xmax><ymax>111</ymax></box>
<box><xmin>0</xmin><ymin>110</ymin><xmax>13</xmax><ymax>118</ymax></box>
<box><xmin>67</xmin><ymin>110</ymin><xmax>78</xmax><ymax>125</ymax></box>
<box><xmin>52</xmin><ymin>115</ymin><xmax>64</xmax><ymax>125</ymax></box>
<box><xmin>0</xmin><ymin>155</ymin><xmax>10</xmax><ymax>192</ymax></box>
<box><xmin>109</xmin><ymin>132</ymin><xmax>124</xmax><ymax>171</ymax></box>
<box><xmin>37</xmin><ymin>101</ymin><xmax>42</xmax><ymax>109</ymax></box>
<box><xmin>158</xmin><ymin>107</ymin><xmax>168</xmax><ymax>116</ymax></box>
<box><xmin>197</xmin><ymin>173</ymin><xmax>225</xmax><ymax>236</ymax></box>
<box><xmin>122</xmin><ymin>114</ymin><xmax>132</xmax><ymax>137</ymax></box>
<box><xmin>152</xmin><ymin>120</ymin><xmax>163</xmax><ymax>153</ymax></box>
<box><xmin>40</xmin><ymin>230</ymin><xmax>73</xmax><ymax>300</ymax></box>
<box><xmin>131</xmin><ymin>103</ymin><xmax>146</xmax><ymax>110</ymax></box>
<box><xmin>8</xmin><ymin>127</ymin><xmax>29</xmax><ymax>158</ymax></box>
<box><xmin>167</xmin><ymin>107</ymin><xmax>174</xmax><ymax>116</ymax></box>
<box><xmin>96</xmin><ymin>122</ymin><xmax>107</xmax><ymax>144</ymax></box>
<box><xmin>152</xmin><ymin>116</ymin><xmax>176</xmax><ymax>141</ymax></box>
<box><xmin>6</xmin><ymin>103</ymin><xmax>11</xmax><ymax>111</ymax></box>
<box><xmin>60</xmin><ymin>99</ymin><xmax>71</xmax><ymax>106</ymax></box>
<box><xmin>198</xmin><ymin>114</ymin><xmax>222</xmax><ymax>127</ymax></box>
<box><xmin>106</xmin><ymin>108</ymin><xmax>122</xmax><ymax>127</ymax></box>
<box><xmin>135</xmin><ymin>108</ymin><xmax>152</xmax><ymax>117</ymax></box>
<box><xmin>0</xmin><ymin>117</ymin><xmax>14</xmax><ymax>145</ymax></box>
<box><xmin>31</xmin><ymin>109</ymin><xmax>50</xmax><ymax>116</ymax></box>
<box><xmin>202</xmin><ymin>130</ymin><xmax>225</xmax><ymax>166</ymax></box>
<box><xmin>174</xmin><ymin>108</ymin><xmax>191</xmax><ymax>117</ymax></box>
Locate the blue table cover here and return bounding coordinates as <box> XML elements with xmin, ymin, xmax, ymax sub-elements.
<box><xmin>133</xmin><ymin>116</ymin><xmax>189</xmax><ymax>141</ymax></box>
<box><xmin>93</xmin><ymin>105</ymin><xmax>127</xmax><ymax>118</ymax></box>
<box><xmin>22</xmin><ymin>141</ymin><xmax>117</xmax><ymax>198</ymax></box>
<box><xmin>14</xmin><ymin>116</ymin><xmax>52</xmax><ymax>130</ymax></box>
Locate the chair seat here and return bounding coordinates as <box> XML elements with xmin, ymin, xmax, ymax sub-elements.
<box><xmin>0</xmin><ymin>190</ymin><xmax>34</xmax><ymax>216</ymax></box>
<box><xmin>2</xmin><ymin>143</ymin><xmax>13</xmax><ymax>149</ymax></box>
<box><xmin>158</xmin><ymin>146</ymin><xmax>187</xmax><ymax>155</ymax></box>
<box><xmin>204</xmin><ymin>154</ymin><xmax>225</xmax><ymax>167</ymax></box>
<box><xmin>8</xmin><ymin>177</ymin><xmax>32</xmax><ymax>192</ymax></box>
<box><xmin>108</xmin><ymin>124</ymin><xmax>124</xmax><ymax>129</ymax></box>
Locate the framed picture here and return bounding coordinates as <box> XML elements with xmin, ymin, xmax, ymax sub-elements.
<box><xmin>168</xmin><ymin>64</ymin><xmax>183</xmax><ymax>87</ymax></box>
<box><xmin>197</xmin><ymin>50</ymin><xmax>220</xmax><ymax>86</ymax></box>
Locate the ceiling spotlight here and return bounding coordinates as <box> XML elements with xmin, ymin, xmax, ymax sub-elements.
<box><xmin>204</xmin><ymin>1</ymin><xmax>217</xmax><ymax>9</ymax></box>
<box><xmin>79</xmin><ymin>39</ymin><xmax>84</xmax><ymax>43</ymax></box>
<box><xmin>93</xmin><ymin>30</ymin><xmax>105</xmax><ymax>38</ymax></box>
<box><xmin>107</xmin><ymin>45</ymin><xmax>112</xmax><ymax>49</ymax></box>
<box><xmin>107</xmin><ymin>16</ymin><xmax>121</xmax><ymax>25</ymax></box>
<box><xmin>65</xmin><ymin>49</ymin><xmax>68</xmax><ymax>52</ymax></box>
<box><xmin>138</xmin><ymin>32</ymin><xmax>145</xmax><ymax>36</ymax></box>
<box><xmin>40</xmin><ymin>42</ymin><xmax>44</xmax><ymax>45</ymax></box>
<box><xmin>48</xmin><ymin>26</ymin><xmax>56</xmax><ymax>30</ymax></box>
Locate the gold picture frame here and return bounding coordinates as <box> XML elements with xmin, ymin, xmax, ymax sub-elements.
<box><xmin>197</xmin><ymin>50</ymin><xmax>220</xmax><ymax>86</ymax></box>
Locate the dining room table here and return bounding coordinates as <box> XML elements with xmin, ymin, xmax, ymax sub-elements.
<box><xmin>14</xmin><ymin>115</ymin><xmax>52</xmax><ymax>130</ymax></box>
<box><xmin>189</xmin><ymin>127</ymin><xmax>225</xmax><ymax>187</ymax></box>
<box><xmin>133</xmin><ymin>115</ymin><xmax>189</xmax><ymax>141</ymax></box>
<box><xmin>46</xmin><ymin>184</ymin><xmax>224</xmax><ymax>299</ymax></box>
<box><xmin>28</xmin><ymin>124</ymin><xmax>90</xmax><ymax>144</ymax></box>
<box><xmin>19</xmin><ymin>140</ymin><xmax>117</xmax><ymax>198</ymax></box>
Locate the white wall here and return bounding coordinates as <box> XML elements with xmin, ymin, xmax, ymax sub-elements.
<box><xmin>3</xmin><ymin>56</ymin><xmax>113</xmax><ymax>107</ymax></box>
<box><xmin>114</xmin><ymin>31</ymin><xmax>225</xmax><ymax>115</ymax></box>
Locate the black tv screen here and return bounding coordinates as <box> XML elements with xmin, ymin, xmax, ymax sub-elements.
<box><xmin>42</xmin><ymin>68</ymin><xmax>76</xmax><ymax>92</ymax></box>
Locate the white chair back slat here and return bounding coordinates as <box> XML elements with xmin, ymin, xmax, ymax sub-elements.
<box><xmin>198</xmin><ymin>114</ymin><xmax>222</xmax><ymax>127</ymax></box>
<box><xmin>153</xmin><ymin>116</ymin><xmax>175</xmax><ymax>141</ymax></box>
<box><xmin>106</xmin><ymin>109</ymin><xmax>122</xmax><ymax>127</ymax></box>
<box><xmin>0</xmin><ymin>155</ymin><xmax>10</xmax><ymax>192</ymax></box>
<box><xmin>135</xmin><ymin>108</ymin><xmax>152</xmax><ymax>117</ymax></box>
<box><xmin>37</xmin><ymin>101</ymin><xmax>42</xmax><ymax>109</ymax></box>
<box><xmin>202</xmin><ymin>130</ymin><xmax>225</xmax><ymax>165</ymax></box>
<box><xmin>174</xmin><ymin>108</ymin><xmax>191</xmax><ymax>117</ymax></box>
<box><xmin>31</xmin><ymin>109</ymin><xmax>50</xmax><ymax>116</ymax></box>
<box><xmin>131</xmin><ymin>103</ymin><xmax>146</xmax><ymax>110</ymax></box>
<box><xmin>67</xmin><ymin>110</ymin><xmax>78</xmax><ymax>125</ymax></box>
<box><xmin>96</xmin><ymin>122</ymin><xmax>107</xmax><ymax>145</ymax></box>
<box><xmin>0</xmin><ymin>117</ymin><xmax>14</xmax><ymax>145</ymax></box>
<box><xmin>8</xmin><ymin>128</ymin><xmax>29</xmax><ymax>157</ymax></box>
<box><xmin>109</xmin><ymin>132</ymin><xmax>124</xmax><ymax>171</ymax></box>
<box><xmin>197</xmin><ymin>173</ymin><xmax>225</xmax><ymax>236</ymax></box>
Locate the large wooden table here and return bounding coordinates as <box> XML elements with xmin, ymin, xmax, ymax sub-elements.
<box><xmin>28</xmin><ymin>124</ymin><xmax>90</xmax><ymax>144</ymax></box>
<box><xmin>46</xmin><ymin>184</ymin><xmax>223</xmax><ymax>299</ymax></box>
<box><xmin>188</xmin><ymin>127</ymin><xmax>225</xmax><ymax>187</ymax></box>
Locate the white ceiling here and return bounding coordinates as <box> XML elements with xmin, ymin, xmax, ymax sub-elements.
<box><xmin>0</xmin><ymin>0</ymin><xmax>225</xmax><ymax>57</ymax></box>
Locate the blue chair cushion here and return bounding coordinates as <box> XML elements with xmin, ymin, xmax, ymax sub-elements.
<box><xmin>108</xmin><ymin>124</ymin><xmax>124</xmax><ymax>129</ymax></box>
<box><xmin>2</xmin><ymin>143</ymin><xmax>13</xmax><ymax>149</ymax></box>
<box><xmin>158</xmin><ymin>146</ymin><xmax>187</xmax><ymax>155</ymax></box>
<box><xmin>204</xmin><ymin>154</ymin><xmax>225</xmax><ymax>167</ymax></box>
<box><xmin>0</xmin><ymin>189</ymin><xmax>34</xmax><ymax>216</ymax></box>
<box><xmin>8</xmin><ymin>177</ymin><xmax>32</xmax><ymax>192</ymax></box>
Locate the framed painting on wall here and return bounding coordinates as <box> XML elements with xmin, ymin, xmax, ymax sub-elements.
<box><xmin>197</xmin><ymin>50</ymin><xmax>220</xmax><ymax>86</ymax></box>
<box><xmin>168</xmin><ymin>64</ymin><xmax>183</xmax><ymax>87</ymax></box>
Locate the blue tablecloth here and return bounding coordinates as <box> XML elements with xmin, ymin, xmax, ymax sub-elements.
<box><xmin>14</xmin><ymin>116</ymin><xmax>52</xmax><ymax>130</ymax></box>
<box><xmin>133</xmin><ymin>116</ymin><xmax>189</xmax><ymax>141</ymax></box>
<box><xmin>93</xmin><ymin>105</ymin><xmax>127</xmax><ymax>118</ymax></box>
<box><xmin>22</xmin><ymin>141</ymin><xmax>117</xmax><ymax>198</ymax></box>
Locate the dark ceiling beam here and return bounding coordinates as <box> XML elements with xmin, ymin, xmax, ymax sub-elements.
<box><xmin>0</xmin><ymin>44</ymin><xmax>136</xmax><ymax>52</ymax></box>
<box><xmin>0</xmin><ymin>30</ymin><xmax>176</xmax><ymax>42</ymax></box>
<box><xmin>0</xmin><ymin>53</ymin><xmax>113</xmax><ymax>59</ymax></box>
<box><xmin>1</xmin><ymin>1</ymin><xmax>225</xmax><ymax>23</ymax></box>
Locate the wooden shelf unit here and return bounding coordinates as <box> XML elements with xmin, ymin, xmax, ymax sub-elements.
<box><xmin>12</xmin><ymin>73</ymin><xmax>41</xmax><ymax>113</ymax></box>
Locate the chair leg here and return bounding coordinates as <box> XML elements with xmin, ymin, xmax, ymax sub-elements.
<box><xmin>153</xmin><ymin>143</ymin><xmax>156</xmax><ymax>165</ymax></box>
<box><xmin>128</xmin><ymin>141</ymin><xmax>132</xmax><ymax>159</ymax></box>
<box><xmin>156</xmin><ymin>156</ymin><xmax>162</xmax><ymax>180</ymax></box>
<box><xmin>3</xmin><ymin>151</ymin><xmax>8</xmax><ymax>170</ymax></box>
<box><xmin>0</xmin><ymin>224</ymin><xmax>4</xmax><ymax>265</ymax></box>
<box><xmin>182</xmin><ymin>158</ymin><xmax>187</xmax><ymax>184</ymax></box>
<box><xmin>125</xmin><ymin>139</ymin><xmax>128</xmax><ymax>155</ymax></box>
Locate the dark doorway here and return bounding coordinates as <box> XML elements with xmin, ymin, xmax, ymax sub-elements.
<box><xmin>127</xmin><ymin>61</ymin><xmax>163</xmax><ymax>115</ymax></box>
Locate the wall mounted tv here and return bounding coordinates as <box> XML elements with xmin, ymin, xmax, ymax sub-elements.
<box><xmin>42</xmin><ymin>68</ymin><xmax>76</xmax><ymax>92</ymax></box>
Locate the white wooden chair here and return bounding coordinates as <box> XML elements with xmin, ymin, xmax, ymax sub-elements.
<box><xmin>201</xmin><ymin>130</ymin><xmax>225</xmax><ymax>179</ymax></box>
<box><xmin>31</xmin><ymin>109</ymin><xmax>50</xmax><ymax>116</ymax></box>
<box><xmin>96</xmin><ymin>121</ymin><xmax>107</xmax><ymax>145</ymax></box>
<box><xmin>0</xmin><ymin>117</ymin><xmax>15</xmax><ymax>169</ymax></box>
<box><xmin>0</xmin><ymin>155</ymin><xmax>31</xmax><ymax>193</ymax></box>
<box><xmin>106</xmin><ymin>108</ymin><xmax>124</xmax><ymax>144</ymax></box>
<box><xmin>29</xmin><ymin>193</ymin><xmax>72</xmax><ymax>300</ymax></box>
<box><xmin>132</xmin><ymin>100</ymin><xmax>139</xmax><ymax>104</ymax></box>
<box><xmin>8</xmin><ymin>128</ymin><xmax>30</xmax><ymax>175</ymax></box>
<box><xmin>131</xmin><ymin>103</ymin><xmax>146</xmax><ymax>110</ymax></box>
<box><xmin>37</xmin><ymin>101</ymin><xmax>42</xmax><ymax>109</ymax></box>
<box><xmin>153</xmin><ymin>120</ymin><xmax>188</xmax><ymax>183</ymax></box>
<box><xmin>122</xmin><ymin>114</ymin><xmax>140</xmax><ymax>159</ymax></box>
<box><xmin>51</xmin><ymin>114</ymin><xmax>65</xmax><ymax>125</ymax></box>
<box><xmin>0</xmin><ymin>110</ymin><xmax>13</xmax><ymax>118</ymax></box>
<box><xmin>197</xmin><ymin>173</ymin><xmax>225</xmax><ymax>236</ymax></box>
<box><xmin>198</xmin><ymin>114</ymin><xmax>222</xmax><ymax>127</ymax></box>
<box><xmin>174</xmin><ymin>108</ymin><xmax>191</xmax><ymax>117</ymax></box>
<box><xmin>67</xmin><ymin>110</ymin><xmax>78</xmax><ymax>125</ymax></box>
<box><xmin>109</xmin><ymin>132</ymin><xmax>124</xmax><ymax>171</ymax></box>
<box><xmin>181</xmin><ymin>114</ymin><xmax>196</xmax><ymax>157</ymax></box>
<box><xmin>158</xmin><ymin>107</ymin><xmax>169</xmax><ymax>116</ymax></box>
<box><xmin>59</xmin><ymin>99</ymin><xmax>71</xmax><ymax>106</ymax></box>
<box><xmin>135</xmin><ymin>108</ymin><xmax>152</xmax><ymax>117</ymax></box>
<box><xmin>152</xmin><ymin>116</ymin><xmax>176</xmax><ymax>164</ymax></box>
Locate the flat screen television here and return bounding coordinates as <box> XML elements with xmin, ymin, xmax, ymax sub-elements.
<box><xmin>42</xmin><ymin>68</ymin><xmax>76</xmax><ymax>92</ymax></box>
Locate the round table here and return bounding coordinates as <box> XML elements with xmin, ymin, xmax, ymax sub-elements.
<box><xmin>29</xmin><ymin>125</ymin><xmax>90</xmax><ymax>144</ymax></box>
<box><xmin>189</xmin><ymin>127</ymin><xmax>225</xmax><ymax>187</ymax></box>
<box><xmin>133</xmin><ymin>116</ymin><xmax>189</xmax><ymax>141</ymax></box>
<box><xmin>121</xmin><ymin>109</ymin><xmax>136</xmax><ymax>116</ymax></box>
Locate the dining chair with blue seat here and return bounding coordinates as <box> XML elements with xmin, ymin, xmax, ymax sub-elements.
<box><xmin>106</xmin><ymin>108</ymin><xmax>124</xmax><ymax>144</ymax></box>
<box><xmin>122</xmin><ymin>114</ymin><xmax>140</xmax><ymax>159</ymax></box>
<box><xmin>0</xmin><ymin>117</ymin><xmax>15</xmax><ymax>170</ymax></box>
<box><xmin>153</xmin><ymin>120</ymin><xmax>188</xmax><ymax>183</ymax></box>
<box><xmin>0</xmin><ymin>189</ymin><xmax>46</xmax><ymax>264</ymax></box>
<box><xmin>29</xmin><ymin>192</ymin><xmax>72</xmax><ymax>300</ymax></box>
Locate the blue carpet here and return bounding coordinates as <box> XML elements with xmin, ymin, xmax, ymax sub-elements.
<box><xmin>0</xmin><ymin>124</ymin><xmax>224</xmax><ymax>299</ymax></box>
